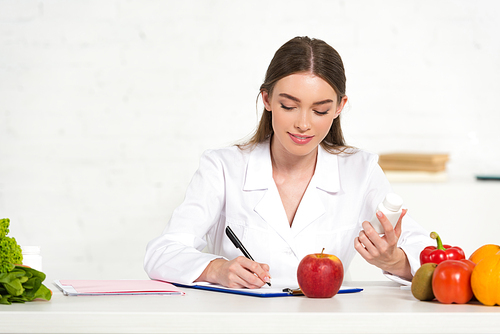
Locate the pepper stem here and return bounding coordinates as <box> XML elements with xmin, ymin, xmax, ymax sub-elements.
<box><xmin>430</xmin><ymin>231</ymin><xmax>445</xmax><ymax>251</ymax></box>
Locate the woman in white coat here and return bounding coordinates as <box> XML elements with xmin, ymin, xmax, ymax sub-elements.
<box><xmin>144</xmin><ymin>36</ymin><xmax>431</xmax><ymax>289</ymax></box>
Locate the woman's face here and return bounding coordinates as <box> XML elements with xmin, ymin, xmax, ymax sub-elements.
<box><xmin>262</xmin><ymin>72</ymin><xmax>348</xmax><ymax>159</ymax></box>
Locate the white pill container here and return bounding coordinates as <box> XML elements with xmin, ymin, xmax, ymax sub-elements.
<box><xmin>370</xmin><ymin>193</ymin><xmax>404</xmax><ymax>234</ymax></box>
<box><xmin>21</xmin><ymin>246</ymin><xmax>43</xmax><ymax>271</ymax></box>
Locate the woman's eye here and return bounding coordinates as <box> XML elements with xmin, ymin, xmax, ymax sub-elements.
<box><xmin>280</xmin><ymin>104</ymin><xmax>294</xmax><ymax>110</ymax></box>
<box><xmin>315</xmin><ymin>110</ymin><xmax>329</xmax><ymax>115</ymax></box>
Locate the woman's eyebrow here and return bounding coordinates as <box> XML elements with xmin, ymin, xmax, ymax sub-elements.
<box><xmin>312</xmin><ymin>99</ymin><xmax>334</xmax><ymax>106</ymax></box>
<box><xmin>279</xmin><ymin>93</ymin><xmax>300</xmax><ymax>103</ymax></box>
<box><xmin>279</xmin><ymin>93</ymin><xmax>333</xmax><ymax>106</ymax></box>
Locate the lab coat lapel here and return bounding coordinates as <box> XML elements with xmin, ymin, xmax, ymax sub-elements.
<box><xmin>289</xmin><ymin>177</ymin><xmax>325</xmax><ymax>237</ymax></box>
<box><xmin>291</xmin><ymin>146</ymin><xmax>341</xmax><ymax>237</ymax></box>
<box><xmin>254</xmin><ymin>182</ymin><xmax>294</xmax><ymax>242</ymax></box>
<box><xmin>243</xmin><ymin>142</ymin><xmax>341</xmax><ymax>256</ymax></box>
<box><xmin>243</xmin><ymin>141</ymin><xmax>295</xmax><ymax>244</ymax></box>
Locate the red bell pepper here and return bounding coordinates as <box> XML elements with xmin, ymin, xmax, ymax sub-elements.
<box><xmin>419</xmin><ymin>231</ymin><xmax>465</xmax><ymax>265</ymax></box>
<box><xmin>432</xmin><ymin>259</ymin><xmax>475</xmax><ymax>304</ymax></box>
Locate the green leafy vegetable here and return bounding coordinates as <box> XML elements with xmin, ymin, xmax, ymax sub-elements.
<box><xmin>0</xmin><ymin>218</ymin><xmax>9</xmax><ymax>238</ymax></box>
<box><xmin>0</xmin><ymin>266</ymin><xmax>52</xmax><ymax>305</ymax></box>
<box><xmin>0</xmin><ymin>218</ymin><xmax>51</xmax><ymax>305</ymax></box>
<box><xmin>0</xmin><ymin>218</ymin><xmax>23</xmax><ymax>273</ymax></box>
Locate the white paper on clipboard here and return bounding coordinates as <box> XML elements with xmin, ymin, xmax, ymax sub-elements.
<box><xmin>53</xmin><ymin>279</ymin><xmax>185</xmax><ymax>296</ymax></box>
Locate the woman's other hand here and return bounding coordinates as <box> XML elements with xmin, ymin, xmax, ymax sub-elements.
<box><xmin>195</xmin><ymin>257</ymin><xmax>271</xmax><ymax>289</ymax></box>
<box><xmin>354</xmin><ymin>209</ymin><xmax>412</xmax><ymax>280</ymax></box>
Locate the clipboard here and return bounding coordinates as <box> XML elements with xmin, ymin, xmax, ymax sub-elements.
<box><xmin>173</xmin><ymin>282</ymin><xmax>362</xmax><ymax>298</ymax></box>
<box><xmin>54</xmin><ymin>279</ymin><xmax>185</xmax><ymax>296</ymax></box>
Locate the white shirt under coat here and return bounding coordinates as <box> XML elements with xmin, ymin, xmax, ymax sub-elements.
<box><xmin>144</xmin><ymin>140</ymin><xmax>432</xmax><ymax>288</ymax></box>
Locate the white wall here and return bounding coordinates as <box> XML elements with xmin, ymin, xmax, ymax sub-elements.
<box><xmin>1</xmin><ymin>0</ymin><xmax>500</xmax><ymax>282</ymax></box>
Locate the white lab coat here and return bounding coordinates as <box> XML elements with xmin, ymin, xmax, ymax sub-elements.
<box><xmin>144</xmin><ymin>141</ymin><xmax>432</xmax><ymax>287</ymax></box>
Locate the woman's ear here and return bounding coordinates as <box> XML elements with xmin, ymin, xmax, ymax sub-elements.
<box><xmin>262</xmin><ymin>90</ymin><xmax>272</xmax><ymax>111</ymax></box>
<box><xmin>335</xmin><ymin>95</ymin><xmax>348</xmax><ymax>117</ymax></box>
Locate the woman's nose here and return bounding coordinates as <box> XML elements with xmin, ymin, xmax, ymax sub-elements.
<box><xmin>295</xmin><ymin>109</ymin><xmax>311</xmax><ymax>131</ymax></box>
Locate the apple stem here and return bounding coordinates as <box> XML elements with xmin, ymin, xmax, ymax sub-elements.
<box><xmin>321</xmin><ymin>248</ymin><xmax>325</xmax><ymax>257</ymax></box>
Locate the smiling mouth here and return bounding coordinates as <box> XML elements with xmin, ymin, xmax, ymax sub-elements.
<box><xmin>288</xmin><ymin>133</ymin><xmax>314</xmax><ymax>144</ymax></box>
<box><xmin>289</xmin><ymin>133</ymin><xmax>313</xmax><ymax>139</ymax></box>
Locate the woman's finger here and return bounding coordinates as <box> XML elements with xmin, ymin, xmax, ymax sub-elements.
<box><xmin>382</xmin><ymin>209</ymin><xmax>407</xmax><ymax>246</ymax></box>
<box><xmin>361</xmin><ymin>220</ymin><xmax>385</xmax><ymax>252</ymax></box>
<box><xmin>358</xmin><ymin>229</ymin><xmax>380</xmax><ymax>257</ymax></box>
<box><xmin>354</xmin><ymin>236</ymin><xmax>371</xmax><ymax>260</ymax></box>
<box><xmin>243</xmin><ymin>260</ymin><xmax>271</xmax><ymax>286</ymax></box>
<box><xmin>232</xmin><ymin>257</ymin><xmax>269</xmax><ymax>288</ymax></box>
<box><xmin>393</xmin><ymin>209</ymin><xmax>407</xmax><ymax>237</ymax></box>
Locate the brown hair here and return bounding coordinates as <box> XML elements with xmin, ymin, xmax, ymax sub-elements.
<box><xmin>240</xmin><ymin>36</ymin><xmax>352</xmax><ymax>154</ymax></box>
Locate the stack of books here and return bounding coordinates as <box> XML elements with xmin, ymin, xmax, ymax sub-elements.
<box><xmin>378</xmin><ymin>153</ymin><xmax>450</xmax><ymax>182</ymax></box>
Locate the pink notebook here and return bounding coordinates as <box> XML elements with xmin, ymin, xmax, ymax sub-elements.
<box><xmin>55</xmin><ymin>279</ymin><xmax>185</xmax><ymax>296</ymax></box>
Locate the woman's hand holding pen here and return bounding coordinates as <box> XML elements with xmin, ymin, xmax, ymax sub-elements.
<box><xmin>196</xmin><ymin>257</ymin><xmax>271</xmax><ymax>289</ymax></box>
<box><xmin>354</xmin><ymin>209</ymin><xmax>412</xmax><ymax>281</ymax></box>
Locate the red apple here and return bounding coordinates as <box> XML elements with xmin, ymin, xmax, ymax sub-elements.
<box><xmin>297</xmin><ymin>248</ymin><xmax>344</xmax><ymax>298</ymax></box>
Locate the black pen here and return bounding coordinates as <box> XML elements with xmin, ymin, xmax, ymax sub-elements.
<box><xmin>225</xmin><ymin>226</ymin><xmax>271</xmax><ymax>286</ymax></box>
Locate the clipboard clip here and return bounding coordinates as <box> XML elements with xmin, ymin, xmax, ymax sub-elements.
<box><xmin>283</xmin><ymin>288</ymin><xmax>303</xmax><ymax>296</ymax></box>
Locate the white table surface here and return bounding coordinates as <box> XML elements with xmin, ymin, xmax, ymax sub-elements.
<box><xmin>1</xmin><ymin>281</ymin><xmax>499</xmax><ymax>333</ymax></box>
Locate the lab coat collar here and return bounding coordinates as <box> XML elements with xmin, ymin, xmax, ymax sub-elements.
<box><xmin>243</xmin><ymin>140</ymin><xmax>341</xmax><ymax>194</ymax></box>
<box><xmin>243</xmin><ymin>140</ymin><xmax>342</xmax><ymax>257</ymax></box>
<box><xmin>315</xmin><ymin>145</ymin><xmax>341</xmax><ymax>194</ymax></box>
<box><xmin>243</xmin><ymin>140</ymin><xmax>273</xmax><ymax>191</ymax></box>
<box><xmin>242</xmin><ymin>141</ymin><xmax>341</xmax><ymax>260</ymax></box>
<box><xmin>242</xmin><ymin>141</ymin><xmax>342</xmax><ymax>261</ymax></box>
